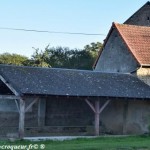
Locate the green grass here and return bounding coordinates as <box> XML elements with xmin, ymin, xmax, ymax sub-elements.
<box><xmin>0</xmin><ymin>135</ymin><xmax>150</xmax><ymax>150</ymax></box>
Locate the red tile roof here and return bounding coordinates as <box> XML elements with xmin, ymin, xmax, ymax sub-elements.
<box><xmin>93</xmin><ymin>23</ymin><xmax>150</xmax><ymax>68</ymax></box>
<box><xmin>114</xmin><ymin>23</ymin><xmax>150</xmax><ymax>65</ymax></box>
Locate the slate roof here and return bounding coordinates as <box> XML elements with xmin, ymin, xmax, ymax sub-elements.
<box><xmin>0</xmin><ymin>65</ymin><xmax>150</xmax><ymax>99</ymax></box>
<box><xmin>124</xmin><ymin>1</ymin><xmax>150</xmax><ymax>25</ymax></box>
<box><xmin>94</xmin><ymin>23</ymin><xmax>150</xmax><ymax>68</ymax></box>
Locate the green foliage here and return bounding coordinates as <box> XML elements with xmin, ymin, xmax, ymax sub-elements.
<box><xmin>0</xmin><ymin>42</ymin><xmax>102</xmax><ymax>69</ymax></box>
<box><xmin>0</xmin><ymin>53</ymin><xmax>28</xmax><ymax>66</ymax></box>
<box><xmin>84</xmin><ymin>42</ymin><xmax>102</xmax><ymax>55</ymax></box>
<box><xmin>30</xmin><ymin>42</ymin><xmax>102</xmax><ymax>70</ymax></box>
<box><xmin>24</xmin><ymin>46</ymin><xmax>50</xmax><ymax>67</ymax></box>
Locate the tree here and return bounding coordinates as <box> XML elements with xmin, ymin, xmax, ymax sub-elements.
<box><xmin>82</xmin><ymin>42</ymin><xmax>102</xmax><ymax>69</ymax></box>
<box><xmin>0</xmin><ymin>42</ymin><xmax>102</xmax><ymax>69</ymax></box>
<box><xmin>30</xmin><ymin>42</ymin><xmax>102</xmax><ymax>70</ymax></box>
<box><xmin>25</xmin><ymin>46</ymin><xmax>50</xmax><ymax>67</ymax></box>
<box><xmin>0</xmin><ymin>53</ymin><xmax>28</xmax><ymax>66</ymax></box>
<box><xmin>84</xmin><ymin>42</ymin><xmax>102</xmax><ymax>57</ymax></box>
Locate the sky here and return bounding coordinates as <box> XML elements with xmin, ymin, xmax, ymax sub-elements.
<box><xmin>0</xmin><ymin>0</ymin><xmax>148</xmax><ymax>57</ymax></box>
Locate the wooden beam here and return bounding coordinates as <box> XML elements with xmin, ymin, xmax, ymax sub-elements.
<box><xmin>85</xmin><ymin>99</ymin><xmax>96</xmax><ymax>113</ymax></box>
<box><xmin>19</xmin><ymin>98</ymin><xmax>25</xmax><ymax>139</ymax></box>
<box><xmin>0</xmin><ymin>76</ymin><xmax>27</xmax><ymax>139</ymax></box>
<box><xmin>38</xmin><ymin>99</ymin><xmax>46</xmax><ymax>127</ymax></box>
<box><xmin>25</xmin><ymin>98</ymin><xmax>38</xmax><ymax>113</ymax></box>
<box><xmin>85</xmin><ymin>99</ymin><xmax>111</xmax><ymax>136</ymax></box>
<box><xmin>95</xmin><ymin>100</ymin><xmax>100</xmax><ymax>136</ymax></box>
<box><xmin>15</xmin><ymin>99</ymin><xmax>20</xmax><ymax>113</ymax></box>
<box><xmin>99</xmin><ymin>100</ymin><xmax>110</xmax><ymax>114</ymax></box>
<box><xmin>0</xmin><ymin>75</ymin><xmax>21</xmax><ymax>96</ymax></box>
<box><xmin>123</xmin><ymin>101</ymin><xmax>128</xmax><ymax>134</ymax></box>
<box><xmin>0</xmin><ymin>95</ymin><xmax>20</xmax><ymax>99</ymax></box>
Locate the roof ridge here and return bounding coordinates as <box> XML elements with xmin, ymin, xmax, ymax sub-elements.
<box><xmin>114</xmin><ymin>22</ymin><xmax>150</xmax><ymax>29</ymax></box>
<box><xmin>0</xmin><ymin>64</ymin><xmax>135</xmax><ymax>76</ymax></box>
<box><xmin>0</xmin><ymin>64</ymin><xmax>95</xmax><ymax>73</ymax></box>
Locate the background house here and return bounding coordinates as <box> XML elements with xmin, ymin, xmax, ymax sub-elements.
<box><xmin>94</xmin><ymin>23</ymin><xmax>150</xmax><ymax>85</ymax></box>
<box><xmin>93</xmin><ymin>1</ymin><xmax>150</xmax><ymax>135</ymax></box>
<box><xmin>94</xmin><ymin>1</ymin><xmax>150</xmax><ymax>86</ymax></box>
<box><xmin>124</xmin><ymin>1</ymin><xmax>150</xmax><ymax>26</ymax></box>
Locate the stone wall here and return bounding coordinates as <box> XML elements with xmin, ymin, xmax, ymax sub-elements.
<box><xmin>0</xmin><ymin>98</ymin><xmax>38</xmax><ymax>127</ymax></box>
<box><xmin>45</xmin><ymin>97</ymin><xmax>93</xmax><ymax>126</ymax></box>
<box><xmin>123</xmin><ymin>100</ymin><xmax>150</xmax><ymax>134</ymax></box>
<box><xmin>0</xmin><ymin>96</ymin><xmax>150</xmax><ymax>136</ymax></box>
<box><xmin>0</xmin><ymin>98</ymin><xmax>39</xmax><ymax>137</ymax></box>
<box><xmin>100</xmin><ymin>99</ymin><xmax>150</xmax><ymax>135</ymax></box>
<box><xmin>0</xmin><ymin>97</ymin><xmax>94</xmax><ymax>136</ymax></box>
<box><xmin>45</xmin><ymin>97</ymin><xmax>150</xmax><ymax>135</ymax></box>
<box><xmin>135</xmin><ymin>67</ymin><xmax>150</xmax><ymax>86</ymax></box>
<box><xmin>95</xmin><ymin>29</ymin><xmax>139</xmax><ymax>73</ymax></box>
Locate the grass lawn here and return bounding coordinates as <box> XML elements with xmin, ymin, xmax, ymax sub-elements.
<box><xmin>0</xmin><ymin>135</ymin><xmax>150</xmax><ymax>150</ymax></box>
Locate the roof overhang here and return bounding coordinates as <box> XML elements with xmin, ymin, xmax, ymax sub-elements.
<box><xmin>141</xmin><ymin>64</ymin><xmax>150</xmax><ymax>67</ymax></box>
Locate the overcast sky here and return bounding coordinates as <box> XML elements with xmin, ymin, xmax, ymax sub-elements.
<box><xmin>0</xmin><ymin>0</ymin><xmax>148</xmax><ymax>57</ymax></box>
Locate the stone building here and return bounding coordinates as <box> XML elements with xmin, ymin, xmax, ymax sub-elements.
<box><xmin>93</xmin><ymin>1</ymin><xmax>150</xmax><ymax>135</ymax></box>
<box><xmin>94</xmin><ymin>1</ymin><xmax>150</xmax><ymax>86</ymax></box>
<box><xmin>94</xmin><ymin>23</ymin><xmax>150</xmax><ymax>85</ymax></box>
<box><xmin>124</xmin><ymin>1</ymin><xmax>150</xmax><ymax>26</ymax></box>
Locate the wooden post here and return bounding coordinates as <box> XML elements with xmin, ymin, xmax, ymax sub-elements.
<box><xmin>123</xmin><ymin>101</ymin><xmax>128</xmax><ymax>134</ymax></box>
<box><xmin>19</xmin><ymin>98</ymin><xmax>25</xmax><ymax>139</ymax></box>
<box><xmin>95</xmin><ymin>100</ymin><xmax>100</xmax><ymax>136</ymax></box>
<box><xmin>38</xmin><ymin>99</ymin><xmax>46</xmax><ymax>127</ymax></box>
<box><xmin>85</xmin><ymin>99</ymin><xmax>110</xmax><ymax>136</ymax></box>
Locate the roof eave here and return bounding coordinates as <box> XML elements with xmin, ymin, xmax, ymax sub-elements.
<box><xmin>141</xmin><ymin>64</ymin><xmax>150</xmax><ymax>67</ymax></box>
